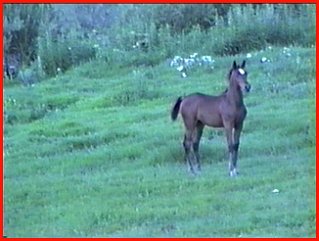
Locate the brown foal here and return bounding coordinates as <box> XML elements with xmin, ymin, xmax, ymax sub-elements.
<box><xmin>171</xmin><ymin>60</ymin><xmax>250</xmax><ymax>176</ymax></box>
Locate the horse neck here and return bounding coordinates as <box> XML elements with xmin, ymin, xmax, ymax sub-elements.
<box><xmin>226</xmin><ymin>79</ymin><xmax>244</xmax><ymax>107</ymax></box>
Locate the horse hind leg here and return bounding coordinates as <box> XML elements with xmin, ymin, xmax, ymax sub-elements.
<box><xmin>183</xmin><ymin>131</ymin><xmax>196</xmax><ymax>174</ymax></box>
<box><xmin>193</xmin><ymin>122</ymin><xmax>204</xmax><ymax>173</ymax></box>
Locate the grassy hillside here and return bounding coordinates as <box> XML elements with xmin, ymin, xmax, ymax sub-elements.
<box><xmin>4</xmin><ymin>46</ymin><xmax>316</xmax><ymax>237</ymax></box>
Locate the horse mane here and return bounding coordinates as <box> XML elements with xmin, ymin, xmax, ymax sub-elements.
<box><xmin>224</xmin><ymin>67</ymin><xmax>234</xmax><ymax>94</ymax></box>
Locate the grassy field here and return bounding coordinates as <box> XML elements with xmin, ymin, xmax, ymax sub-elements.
<box><xmin>4</xmin><ymin>46</ymin><xmax>316</xmax><ymax>237</ymax></box>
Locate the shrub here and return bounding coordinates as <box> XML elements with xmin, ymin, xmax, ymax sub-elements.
<box><xmin>105</xmin><ymin>4</ymin><xmax>315</xmax><ymax>65</ymax></box>
<box><xmin>4</xmin><ymin>4</ymin><xmax>316</xmax><ymax>78</ymax></box>
<box><xmin>38</xmin><ymin>34</ymin><xmax>96</xmax><ymax>77</ymax></box>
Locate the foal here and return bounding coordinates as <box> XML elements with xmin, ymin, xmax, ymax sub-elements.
<box><xmin>171</xmin><ymin>60</ymin><xmax>250</xmax><ymax>176</ymax></box>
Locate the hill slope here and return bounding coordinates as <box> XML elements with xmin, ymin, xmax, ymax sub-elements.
<box><xmin>4</xmin><ymin>47</ymin><xmax>316</xmax><ymax>237</ymax></box>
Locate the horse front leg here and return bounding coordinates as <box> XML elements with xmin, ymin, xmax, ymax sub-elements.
<box><xmin>232</xmin><ymin>123</ymin><xmax>243</xmax><ymax>176</ymax></box>
<box><xmin>224</xmin><ymin>124</ymin><xmax>236</xmax><ymax>177</ymax></box>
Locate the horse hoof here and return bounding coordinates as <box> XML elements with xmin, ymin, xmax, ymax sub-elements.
<box><xmin>229</xmin><ymin>170</ymin><xmax>238</xmax><ymax>177</ymax></box>
<box><xmin>188</xmin><ymin>168</ymin><xmax>196</xmax><ymax>175</ymax></box>
<box><xmin>195</xmin><ymin>166</ymin><xmax>201</xmax><ymax>175</ymax></box>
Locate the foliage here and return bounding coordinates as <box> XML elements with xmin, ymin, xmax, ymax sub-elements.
<box><xmin>105</xmin><ymin>4</ymin><xmax>316</xmax><ymax>64</ymax></box>
<box><xmin>4</xmin><ymin>4</ymin><xmax>48</xmax><ymax>63</ymax></box>
<box><xmin>37</xmin><ymin>34</ymin><xmax>96</xmax><ymax>76</ymax></box>
<box><xmin>4</xmin><ymin>4</ymin><xmax>316</xmax><ymax>78</ymax></box>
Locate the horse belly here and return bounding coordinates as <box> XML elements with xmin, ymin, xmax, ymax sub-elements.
<box><xmin>198</xmin><ymin>111</ymin><xmax>223</xmax><ymax>128</ymax></box>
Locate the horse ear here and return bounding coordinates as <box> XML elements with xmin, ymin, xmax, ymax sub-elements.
<box><xmin>233</xmin><ymin>61</ymin><xmax>237</xmax><ymax>69</ymax></box>
<box><xmin>241</xmin><ymin>60</ymin><xmax>246</xmax><ymax>69</ymax></box>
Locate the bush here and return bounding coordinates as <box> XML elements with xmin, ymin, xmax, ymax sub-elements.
<box><xmin>4</xmin><ymin>4</ymin><xmax>316</xmax><ymax>78</ymax></box>
<box><xmin>104</xmin><ymin>4</ymin><xmax>315</xmax><ymax>65</ymax></box>
<box><xmin>38</xmin><ymin>34</ymin><xmax>96</xmax><ymax>77</ymax></box>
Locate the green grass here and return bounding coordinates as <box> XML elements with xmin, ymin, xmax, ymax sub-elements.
<box><xmin>4</xmin><ymin>46</ymin><xmax>316</xmax><ymax>237</ymax></box>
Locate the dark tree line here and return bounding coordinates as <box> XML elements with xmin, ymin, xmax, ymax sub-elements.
<box><xmin>4</xmin><ymin>4</ymin><xmax>315</xmax><ymax>80</ymax></box>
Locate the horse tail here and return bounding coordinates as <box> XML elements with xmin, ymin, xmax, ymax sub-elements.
<box><xmin>171</xmin><ymin>96</ymin><xmax>183</xmax><ymax>121</ymax></box>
